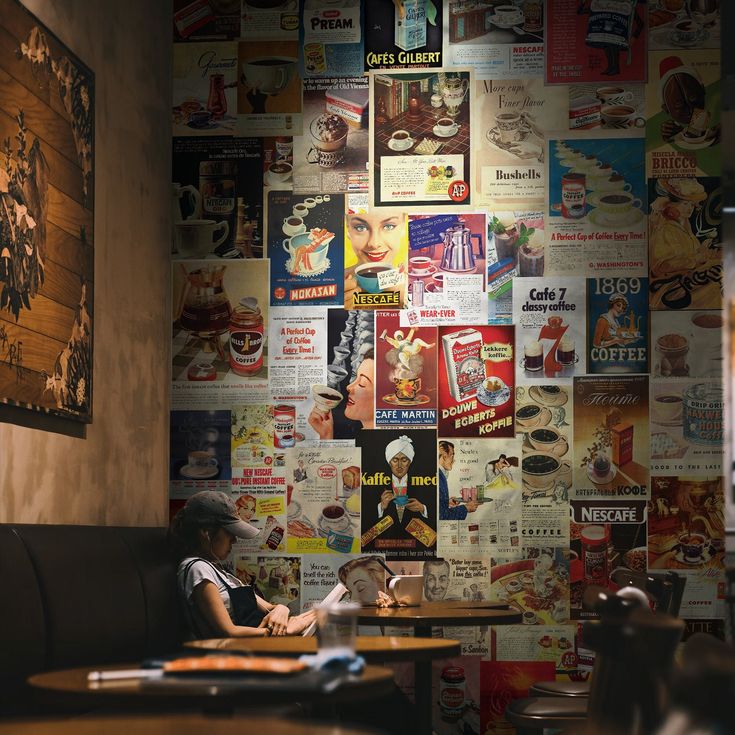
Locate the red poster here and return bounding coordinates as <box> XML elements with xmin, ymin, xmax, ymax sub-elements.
<box><xmin>438</xmin><ymin>325</ymin><xmax>515</xmax><ymax>438</ymax></box>
<box><xmin>545</xmin><ymin>0</ymin><xmax>647</xmax><ymax>85</ymax></box>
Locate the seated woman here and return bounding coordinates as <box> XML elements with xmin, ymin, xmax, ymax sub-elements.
<box><xmin>170</xmin><ymin>491</ymin><xmax>315</xmax><ymax>639</ymax></box>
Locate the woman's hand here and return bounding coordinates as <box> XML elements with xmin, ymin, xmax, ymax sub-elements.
<box><xmin>286</xmin><ymin>609</ymin><xmax>317</xmax><ymax>635</ymax></box>
<box><xmin>260</xmin><ymin>603</ymin><xmax>290</xmax><ymax>636</ymax></box>
<box><xmin>308</xmin><ymin>406</ymin><xmax>334</xmax><ymax>439</ymax></box>
<box><xmin>380</xmin><ymin>489</ymin><xmax>396</xmax><ymax>511</ymax></box>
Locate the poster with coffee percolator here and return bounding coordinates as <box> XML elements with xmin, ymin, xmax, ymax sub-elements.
<box><xmin>358</xmin><ymin>428</ymin><xmax>437</xmax><ymax>560</ymax></box>
<box><xmin>572</xmin><ymin>375</ymin><xmax>649</xmax><ymax>499</ymax></box>
<box><xmin>513</xmin><ymin>277</ymin><xmax>586</xmax><ymax>384</ymax></box>
<box><xmin>374</xmin><ymin>310</ymin><xmax>437</xmax><ymax>427</ymax></box>
<box><xmin>171</xmin><ymin>260</ymin><xmax>269</xmax><ymax>408</ymax></box>
<box><xmin>437</xmin><ymin>325</ymin><xmax>515</xmax><ymax>438</ymax></box>
<box><xmin>545</xmin><ymin>131</ymin><xmax>647</xmax><ymax>277</ymax></box>
<box><xmin>285</xmin><ymin>446</ymin><xmax>361</xmax><ymax>554</ymax></box>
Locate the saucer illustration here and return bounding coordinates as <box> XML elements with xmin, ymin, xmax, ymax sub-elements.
<box><xmin>587</xmin><ymin>460</ymin><xmax>617</xmax><ymax>485</ymax></box>
<box><xmin>317</xmin><ymin>515</ymin><xmax>351</xmax><ymax>537</ymax></box>
<box><xmin>674</xmin><ymin>545</ymin><xmax>713</xmax><ymax>565</ymax></box>
<box><xmin>516</xmin><ymin>404</ymin><xmax>552</xmax><ymax>428</ymax></box>
<box><xmin>529</xmin><ymin>386</ymin><xmax>568</xmax><ymax>407</ymax></box>
<box><xmin>433</xmin><ymin>125</ymin><xmax>458</xmax><ymax>138</ymax></box>
<box><xmin>388</xmin><ymin>138</ymin><xmax>413</xmax><ymax>152</ymax></box>
<box><xmin>477</xmin><ymin>378</ymin><xmax>510</xmax><ymax>407</ymax></box>
<box><xmin>588</xmin><ymin>207</ymin><xmax>645</xmax><ymax>230</ymax></box>
<box><xmin>382</xmin><ymin>393</ymin><xmax>431</xmax><ymax>406</ymax></box>
<box><xmin>408</xmin><ymin>265</ymin><xmax>437</xmax><ymax>277</ymax></box>
<box><xmin>180</xmin><ymin>464</ymin><xmax>219</xmax><ymax>480</ymax></box>
<box><xmin>674</xmin><ymin>129</ymin><xmax>717</xmax><ymax>150</ymax></box>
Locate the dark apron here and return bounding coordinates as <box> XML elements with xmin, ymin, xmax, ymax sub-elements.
<box><xmin>183</xmin><ymin>558</ymin><xmax>266</xmax><ymax>636</ymax></box>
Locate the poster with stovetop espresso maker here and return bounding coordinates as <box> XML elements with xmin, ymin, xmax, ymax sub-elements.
<box><xmin>369</xmin><ymin>68</ymin><xmax>473</xmax><ymax>209</ymax></box>
<box><xmin>572</xmin><ymin>375</ymin><xmax>649</xmax><ymax>500</ymax></box>
<box><xmin>357</xmin><ymin>428</ymin><xmax>437</xmax><ymax>560</ymax></box>
<box><xmin>172</xmin><ymin>137</ymin><xmax>263</xmax><ymax>259</ymax></box>
<box><xmin>437</xmin><ymin>325</ymin><xmax>515</xmax><ymax>439</ymax></box>
<box><xmin>544</xmin><ymin>131</ymin><xmax>647</xmax><ymax>277</ymax></box>
<box><xmin>513</xmin><ymin>277</ymin><xmax>586</xmax><ymax>384</ymax></box>
<box><xmin>266</xmin><ymin>190</ymin><xmax>345</xmax><ymax>307</ymax></box>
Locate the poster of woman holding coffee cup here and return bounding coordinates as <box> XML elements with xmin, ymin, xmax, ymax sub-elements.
<box><xmin>645</xmin><ymin>51</ymin><xmax>721</xmax><ymax>178</ymax></box>
<box><xmin>358</xmin><ymin>429</ymin><xmax>438</xmax><ymax>560</ymax></box>
<box><xmin>545</xmin><ymin>132</ymin><xmax>647</xmax><ymax>276</ymax></box>
<box><xmin>285</xmin><ymin>447</ymin><xmax>361</xmax><ymax>554</ymax></box>
<box><xmin>344</xmin><ymin>209</ymin><xmax>408</xmax><ymax>310</ymax></box>
<box><xmin>266</xmin><ymin>190</ymin><xmax>345</xmax><ymax>307</ymax></box>
<box><xmin>545</xmin><ymin>0</ymin><xmax>646</xmax><ymax>85</ymax></box>
<box><xmin>512</xmin><ymin>277</ymin><xmax>587</xmax><ymax>383</ymax></box>
<box><xmin>587</xmin><ymin>278</ymin><xmax>649</xmax><ymax>374</ymax></box>
<box><xmin>369</xmin><ymin>68</ymin><xmax>473</xmax><ymax>209</ymax></box>
<box><xmin>374</xmin><ymin>310</ymin><xmax>437</xmax><ymax>427</ymax></box>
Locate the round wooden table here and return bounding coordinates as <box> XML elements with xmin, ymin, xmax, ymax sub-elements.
<box><xmin>356</xmin><ymin>602</ymin><xmax>523</xmax><ymax>735</ymax></box>
<box><xmin>186</xmin><ymin>634</ymin><xmax>461</xmax><ymax>663</ymax></box>
<box><xmin>0</xmin><ymin>715</ymin><xmax>379</xmax><ymax>735</ymax></box>
<box><xmin>28</xmin><ymin>662</ymin><xmax>394</xmax><ymax>713</ymax></box>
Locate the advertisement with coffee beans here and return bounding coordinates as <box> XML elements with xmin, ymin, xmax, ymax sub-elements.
<box><xmin>648</xmin><ymin>176</ymin><xmax>722</xmax><ymax>311</ymax></box>
<box><xmin>573</xmin><ymin>375</ymin><xmax>649</xmax><ymax>499</ymax></box>
<box><xmin>358</xmin><ymin>428</ymin><xmax>437</xmax><ymax>560</ymax></box>
<box><xmin>545</xmin><ymin>132</ymin><xmax>647</xmax><ymax>276</ymax></box>
<box><xmin>266</xmin><ymin>190</ymin><xmax>345</xmax><ymax>306</ymax></box>
<box><xmin>586</xmin><ymin>276</ymin><xmax>649</xmax><ymax>374</ymax></box>
<box><xmin>545</xmin><ymin>0</ymin><xmax>647</xmax><ymax>85</ymax></box>
<box><xmin>375</xmin><ymin>310</ymin><xmax>437</xmax><ymax>427</ymax></box>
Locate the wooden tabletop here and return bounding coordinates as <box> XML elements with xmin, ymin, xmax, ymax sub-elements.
<box><xmin>28</xmin><ymin>662</ymin><xmax>394</xmax><ymax>710</ymax></box>
<box><xmin>186</xmin><ymin>635</ymin><xmax>461</xmax><ymax>662</ymax></box>
<box><xmin>0</xmin><ymin>715</ymin><xmax>379</xmax><ymax>735</ymax></box>
<box><xmin>355</xmin><ymin>601</ymin><xmax>523</xmax><ymax>627</ymax></box>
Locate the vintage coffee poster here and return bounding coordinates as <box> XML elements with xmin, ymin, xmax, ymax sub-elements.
<box><xmin>490</xmin><ymin>548</ymin><xmax>570</xmax><ymax>625</ymax></box>
<box><xmin>651</xmin><ymin>310</ymin><xmax>722</xmax><ymax>380</ymax></box>
<box><xmin>513</xmin><ymin>277</ymin><xmax>586</xmax><ymax>384</ymax></box>
<box><xmin>364</xmin><ymin>0</ymin><xmax>443</xmax><ymax>71</ymax></box>
<box><xmin>648</xmin><ymin>176</ymin><xmax>722</xmax><ymax>311</ymax></box>
<box><xmin>292</xmin><ymin>77</ymin><xmax>369</xmax><ymax>194</ymax></box>
<box><xmin>370</xmin><ymin>69</ymin><xmax>473</xmax><ymax>209</ymax></box>
<box><xmin>475</xmin><ymin>79</ymin><xmax>567</xmax><ymax>209</ymax></box>
<box><xmin>285</xmin><ymin>446</ymin><xmax>361</xmax><ymax>554</ymax></box>
<box><xmin>570</xmin><ymin>499</ymin><xmax>647</xmax><ymax>619</ymax></box>
<box><xmin>443</xmin><ymin>3</ymin><xmax>544</xmax><ymax>80</ymax></box>
<box><xmin>437</xmin><ymin>325</ymin><xmax>515</xmax><ymax>439</ymax></box>
<box><xmin>238</xmin><ymin>40</ymin><xmax>303</xmax><ymax>137</ymax></box>
<box><xmin>234</xmin><ymin>556</ymin><xmax>302</xmax><ymax>612</ymax></box>
<box><xmin>494</xmin><ymin>624</ymin><xmax>579</xmax><ymax>677</ymax></box>
<box><xmin>171</xmin><ymin>259</ymin><xmax>269</xmax><ymax>409</ymax></box>
<box><xmin>404</xmin><ymin>213</ymin><xmax>486</xmax><ymax>324</ymax></box>
<box><xmin>173</xmin><ymin>0</ymin><xmax>242</xmax><ymax>41</ymax></box>
<box><xmin>568</xmin><ymin>83</ymin><xmax>646</xmax><ymax>134</ymax></box>
<box><xmin>649</xmin><ymin>2</ymin><xmax>720</xmax><ymax>51</ymax></box>
<box><xmin>173</xmin><ymin>41</ymin><xmax>238</xmax><ymax>136</ymax></box>
<box><xmin>299</xmin><ymin>0</ymin><xmax>364</xmax><ymax>79</ymax></box>
<box><xmin>546</xmin><ymin>132</ymin><xmax>647</xmax><ymax>277</ymax></box>
<box><xmin>240</xmin><ymin>1</ymin><xmax>299</xmax><ymax>40</ymax></box>
<box><xmin>172</xmin><ymin>137</ymin><xmax>263</xmax><ymax>258</ymax></box>
<box><xmin>344</xmin><ymin>210</ymin><xmax>408</xmax><ymax>310</ymax></box>
<box><xmin>545</xmin><ymin>0</ymin><xmax>647</xmax><ymax>85</ymax></box>
<box><xmin>573</xmin><ymin>375</ymin><xmax>649</xmax><ymax>499</ymax></box>
<box><xmin>487</xmin><ymin>210</ymin><xmax>544</xmax><ymax>290</ymax></box>
<box><xmin>306</xmin><ymin>309</ymin><xmax>375</xmax><ymax>443</ymax></box>
<box><xmin>266</xmin><ymin>190</ymin><xmax>345</xmax><ymax>307</ymax></box>
<box><xmin>358</xmin><ymin>428</ymin><xmax>438</xmax><ymax>560</ymax></box>
<box><xmin>650</xmin><ymin>379</ymin><xmax>723</xmax><ymax>476</ymax></box>
<box><xmin>374</xmin><ymin>310</ymin><xmax>437</xmax><ymax>427</ymax></box>
<box><xmin>648</xmin><ymin>476</ymin><xmax>725</xmax><ymax>577</ymax></box>
<box><xmin>437</xmin><ymin>437</ymin><xmax>523</xmax><ymax>557</ymax></box>
<box><xmin>646</xmin><ymin>50</ymin><xmax>721</xmax><ymax>178</ymax></box>
<box><xmin>169</xmin><ymin>408</ymin><xmax>232</xmax><ymax>496</ymax></box>
<box><xmin>431</xmin><ymin>657</ymin><xmax>482</xmax><ymax>735</ymax></box>
<box><xmin>263</xmin><ymin>135</ymin><xmax>295</xmax><ymax>190</ymax></box>
<box><xmin>586</xmin><ymin>276</ymin><xmax>648</xmax><ymax>374</ymax></box>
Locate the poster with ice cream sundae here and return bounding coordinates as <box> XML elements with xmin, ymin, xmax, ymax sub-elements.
<box><xmin>545</xmin><ymin>131</ymin><xmax>647</xmax><ymax>277</ymax></box>
<box><xmin>572</xmin><ymin>375</ymin><xmax>649</xmax><ymax>499</ymax></box>
<box><xmin>285</xmin><ymin>446</ymin><xmax>361</xmax><ymax>554</ymax></box>
<box><xmin>645</xmin><ymin>50</ymin><xmax>721</xmax><ymax>179</ymax></box>
<box><xmin>266</xmin><ymin>190</ymin><xmax>345</xmax><ymax>306</ymax></box>
<box><xmin>513</xmin><ymin>277</ymin><xmax>587</xmax><ymax>384</ymax></box>
<box><xmin>375</xmin><ymin>310</ymin><xmax>437</xmax><ymax>427</ymax></box>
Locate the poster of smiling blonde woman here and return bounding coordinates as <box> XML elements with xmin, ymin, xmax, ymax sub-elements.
<box><xmin>344</xmin><ymin>209</ymin><xmax>408</xmax><ymax>309</ymax></box>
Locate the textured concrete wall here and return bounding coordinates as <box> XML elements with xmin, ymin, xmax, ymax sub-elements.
<box><xmin>0</xmin><ymin>0</ymin><xmax>171</xmax><ymax>526</ymax></box>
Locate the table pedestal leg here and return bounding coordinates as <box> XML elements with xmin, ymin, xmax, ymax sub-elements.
<box><xmin>414</xmin><ymin>624</ymin><xmax>434</xmax><ymax>735</ymax></box>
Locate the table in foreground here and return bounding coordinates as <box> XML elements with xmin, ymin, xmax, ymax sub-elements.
<box><xmin>356</xmin><ymin>602</ymin><xmax>524</xmax><ymax>735</ymax></box>
<box><xmin>0</xmin><ymin>715</ymin><xmax>382</xmax><ymax>735</ymax></box>
<box><xmin>28</xmin><ymin>662</ymin><xmax>394</xmax><ymax>713</ymax></box>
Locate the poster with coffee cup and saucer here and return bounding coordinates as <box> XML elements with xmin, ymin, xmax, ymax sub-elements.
<box><xmin>545</xmin><ymin>131</ymin><xmax>647</xmax><ymax>277</ymax></box>
<box><xmin>650</xmin><ymin>310</ymin><xmax>722</xmax><ymax>379</ymax></box>
<box><xmin>284</xmin><ymin>446</ymin><xmax>361</xmax><ymax>554</ymax></box>
<box><xmin>512</xmin><ymin>277</ymin><xmax>587</xmax><ymax>383</ymax></box>
<box><xmin>648</xmin><ymin>0</ymin><xmax>720</xmax><ymax>51</ymax></box>
<box><xmin>572</xmin><ymin>375</ymin><xmax>649</xmax><ymax>499</ymax></box>
<box><xmin>568</xmin><ymin>84</ymin><xmax>646</xmax><ymax>133</ymax></box>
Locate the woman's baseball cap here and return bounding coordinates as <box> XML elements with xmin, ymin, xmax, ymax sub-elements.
<box><xmin>183</xmin><ymin>491</ymin><xmax>260</xmax><ymax>539</ymax></box>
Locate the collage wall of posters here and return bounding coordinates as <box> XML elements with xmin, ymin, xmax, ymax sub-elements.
<box><xmin>171</xmin><ymin>3</ymin><xmax>725</xmax><ymax>733</ymax></box>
